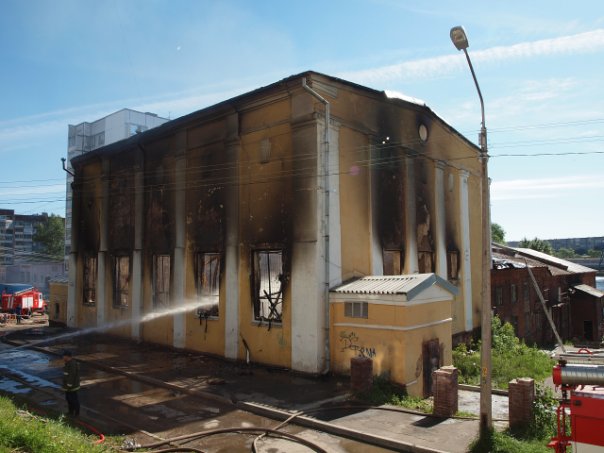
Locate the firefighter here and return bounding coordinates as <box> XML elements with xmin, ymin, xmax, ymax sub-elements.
<box><xmin>14</xmin><ymin>305</ymin><xmax>21</xmax><ymax>324</ymax></box>
<box><xmin>62</xmin><ymin>350</ymin><xmax>80</xmax><ymax>416</ymax></box>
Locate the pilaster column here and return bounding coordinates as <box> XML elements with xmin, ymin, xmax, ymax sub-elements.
<box><xmin>224</xmin><ymin>113</ymin><xmax>240</xmax><ymax>360</ymax></box>
<box><xmin>131</xmin><ymin>154</ymin><xmax>144</xmax><ymax>340</ymax></box>
<box><xmin>434</xmin><ymin>161</ymin><xmax>447</xmax><ymax>279</ymax></box>
<box><xmin>459</xmin><ymin>170</ymin><xmax>473</xmax><ymax>331</ymax></box>
<box><xmin>404</xmin><ymin>156</ymin><xmax>418</xmax><ymax>273</ymax></box>
<box><xmin>97</xmin><ymin>158</ymin><xmax>110</xmax><ymax>327</ymax></box>
<box><xmin>173</xmin><ymin>132</ymin><xmax>187</xmax><ymax>349</ymax></box>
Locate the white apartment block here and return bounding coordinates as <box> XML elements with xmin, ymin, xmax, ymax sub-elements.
<box><xmin>65</xmin><ymin>109</ymin><xmax>169</xmax><ymax>255</ymax></box>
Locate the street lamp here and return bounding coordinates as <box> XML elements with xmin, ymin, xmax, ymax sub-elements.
<box><xmin>450</xmin><ymin>25</ymin><xmax>493</xmax><ymax>432</ymax></box>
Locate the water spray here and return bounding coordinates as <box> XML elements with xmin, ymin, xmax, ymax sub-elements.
<box><xmin>1</xmin><ymin>299</ymin><xmax>217</xmax><ymax>353</ymax></box>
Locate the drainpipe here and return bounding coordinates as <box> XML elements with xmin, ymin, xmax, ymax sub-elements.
<box><xmin>302</xmin><ymin>77</ymin><xmax>331</xmax><ymax>374</ymax></box>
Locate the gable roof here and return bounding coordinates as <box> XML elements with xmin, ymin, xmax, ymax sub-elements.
<box><xmin>71</xmin><ymin>70</ymin><xmax>480</xmax><ymax>167</ymax></box>
<box><xmin>332</xmin><ymin>273</ymin><xmax>458</xmax><ymax>299</ymax></box>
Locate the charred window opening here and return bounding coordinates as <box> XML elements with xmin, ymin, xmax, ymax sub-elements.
<box><xmin>495</xmin><ymin>287</ymin><xmax>503</xmax><ymax>306</ymax></box>
<box><xmin>153</xmin><ymin>255</ymin><xmax>171</xmax><ymax>308</ymax></box>
<box><xmin>195</xmin><ymin>252</ymin><xmax>220</xmax><ymax>317</ymax></box>
<box><xmin>447</xmin><ymin>250</ymin><xmax>459</xmax><ymax>281</ymax></box>
<box><xmin>113</xmin><ymin>255</ymin><xmax>130</xmax><ymax>308</ymax></box>
<box><xmin>83</xmin><ymin>255</ymin><xmax>97</xmax><ymax>305</ymax></box>
<box><xmin>253</xmin><ymin>250</ymin><xmax>284</xmax><ymax>324</ymax></box>
<box><xmin>418</xmin><ymin>251</ymin><xmax>434</xmax><ymax>273</ymax></box>
<box><xmin>383</xmin><ymin>249</ymin><xmax>403</xmax><ymax>275</ymax></box>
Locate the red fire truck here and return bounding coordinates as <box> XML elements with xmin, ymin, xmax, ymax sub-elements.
<box><xmin>549</xmin><ymin>349</ymin><xmax>604</xmax><ymax>452</ymax></box>
<box><xmin>0</xmin><ymin>284</ymin><xmax>47</xmax><ymax>316</ymax></box>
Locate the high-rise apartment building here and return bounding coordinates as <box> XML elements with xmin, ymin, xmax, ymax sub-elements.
<box><xmin>0</xmin><ymin>209</ymin><xmax>51</xmax><ymax>265</ymax></box>
<box><xmin>65</xmin><ymin>109</ymin><xmax>169</xmax><ymax>255</ymax></box>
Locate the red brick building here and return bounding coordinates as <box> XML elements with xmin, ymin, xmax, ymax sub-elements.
<box><xmin>491</xmin><ymin>245</ymin><xmax>603</xmax><ymax>346</ymax></box>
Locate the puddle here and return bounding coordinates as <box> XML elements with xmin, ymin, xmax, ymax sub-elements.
<box><xmin>0</xmin><ymin>376</ymin><xmax>32</xmax><ymax>394</ymax></box>
<box><xmin>0</xmin><ymin>365</ymin><xmax>60</xmax><ymax>389</ymax></box>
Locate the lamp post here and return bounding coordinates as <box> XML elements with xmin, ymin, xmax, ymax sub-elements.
<box><xmin>450</xmin><ymin>25</ymin><xmax>493</xmax><ymax>432</ymax></box>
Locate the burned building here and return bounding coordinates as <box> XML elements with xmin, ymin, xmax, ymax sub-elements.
<box><xmin>68</xmin><ymin>72</ymin><xmax>485</xmax><ymax>395</ymax></box>
<box><xmin>491</xmin><ymin>244</ymin><xmax>602</xmax><ymax>345</ymax></box>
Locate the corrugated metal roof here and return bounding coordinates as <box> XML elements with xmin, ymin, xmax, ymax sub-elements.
<box><xmin>574</xmin><ymin>284</ymin><xmax>604</xmax><ymax>299</ymax></box>
<box><xmin>0</xmin><ymin>283</ymin><xmax>33</xmax><ymax>295</ymax></box>
<box><xmin>514</xmin><ymin>248</ymin><xmax>596</xmax><ymax>274</ymax></box>
<box><xmin>332</xmin><ymin>273</ymin><xmax>457</xmax><ymax>298</ymax></box>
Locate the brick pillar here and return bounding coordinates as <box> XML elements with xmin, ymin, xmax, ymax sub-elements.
<box><xmin>350</xmin><ymin>356</ymin><xmax>373</xmax><ymax>392</ymax></box>
<box><xmin>509</xmin><ymin>378</ymin><xmax>535</xmax><ymax>430</ymax></box>
<box><xmin>433</xmin><ymin>366</ymin><xmax>458</xmax><ymax>417</ymax></box>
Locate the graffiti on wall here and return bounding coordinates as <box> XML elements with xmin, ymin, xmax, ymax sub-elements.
<box><xmin>339</xmin><ymin>331</ymin><xmax>376</xmax><ymax>358</ymax></box>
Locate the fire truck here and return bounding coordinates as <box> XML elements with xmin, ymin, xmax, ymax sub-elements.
<box><xmin>549</xmin><ymin>349</ymin><xmax>604</xmax><ymax>452</ymax></box>
<box><xmin>0</xmin><ymin>284</ymin><xmax>47</xmax><ymax>316</ymax></box>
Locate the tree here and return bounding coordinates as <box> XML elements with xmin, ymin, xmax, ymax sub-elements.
<box><xmin>556</xmin><ymin>247</ymin><xmax>577</xmax><ymax>259</ymax></box>
<box><xmin>491</xmin><ymin>223</ymin><xmax>506</xmax><ymax>244</ymax></box>
<box><xmin>519</xmin><ymin>237</ymin><xmax>554</xmax><ymax>255</ymax></box>
<box><xmin>34</xmin><ymin>214</ymin><xmax>65</xmax><ymax>260</ymax></box>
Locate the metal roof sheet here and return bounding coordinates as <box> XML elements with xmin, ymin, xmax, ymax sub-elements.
<box><xmin>574</xmin><ymin>284</ymin><xmax>604</xmax><ymax>299</ymax></box>
<box><xmin>332</xmin><ymin>273</ymin><xmax>457</xmax><ymax>299</ymax></box>
<box><xmin>514</xmin><ymin>248</ymin><xmax>596</xmax><ymax>274</ymax></box>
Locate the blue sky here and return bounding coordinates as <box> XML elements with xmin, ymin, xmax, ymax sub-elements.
<box><xmin>1</xmin><ymin>0</ymin><xmax>603</xmax><ymax>242</ymax></box>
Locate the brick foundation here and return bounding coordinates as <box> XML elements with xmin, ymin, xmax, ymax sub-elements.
<box><xmin>432</xmin><ymin>366</ymin><xmax>458</xmax><ymax>417</ymax></box>
<box><xmin>508</xmin><ymin>378</ymin><xmax>535</xmax><ymax>430</ymax></box>
<box><xmin>350</xmin><ymin>356</ymin><xmax>373</xmax><ymax>392</ymax></box>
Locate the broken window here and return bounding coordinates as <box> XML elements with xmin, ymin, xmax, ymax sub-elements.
<box><xmin>495</xmin><ymin>287</ymin><xmax>503</xmax><ymax>306</ymax></box>
<box><xmin>523</xmin><ymin>282</ymin><xmax>530</xmax><ymax>302</ymax></box>
<box><xmin>418</xmin><ymin>251</ymin><xmax>434</xmax><ymax>273</ymax></box>
<box><xmin>344</xmin><ymin>301</ymin><xmax>368</xmax><ymax>319</ymax></box>
<box><xmin>195</xmin><ymin>252</ymin><xmax>220</xmax><ymax>317</ymax></box>
<box><xmin>383</xmin><ymin>250</ymin><xmax>403</xmax><ymax>275</ymax></box>
<box><xmin>447</xmin><ymin>250</ymin><xmax>459</xmax><ymax>280</ymax></box>
<box><xmin>83</xmin><ymin>255</ymin><xmax>97</xmax><ymax>305</ymax></box>
<box><xmin>253</xmin><ymin>250</ymin><xmax>284</xmax><ymax>323</ymax></box>
<box><xmin>511</xmin><ymin>284</ymin><xmax>517</xmax><ymax>303</ymax></box>
<box><xmin>153</xmin><ymin>255</ymin><xmax>171</xmax><ymax>309</ymax></box>
<box><xmin>113</xmin><ymin>255</ymin><xmax>130</xmax><ymax>308</ymax></box>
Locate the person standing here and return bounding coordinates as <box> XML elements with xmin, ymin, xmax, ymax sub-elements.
<box><xmin>14</xmin><ymin>304</ymin><xmax>21</xmax><ymax>324</ymax></box>
<box><xmin>62</xmin><ymin>350</ymin><xmax>80</xmax><ymax>416</ymax></box>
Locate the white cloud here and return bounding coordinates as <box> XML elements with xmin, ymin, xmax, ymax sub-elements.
<box><xmin>342</xmin><ymin>29</ymin><xmax>604</xmax><ymax>84</ymax></box>
<box><xmin>491</xmin><ymin>175</ymin><xmax>604</xmax><ymax>201</ymax></box>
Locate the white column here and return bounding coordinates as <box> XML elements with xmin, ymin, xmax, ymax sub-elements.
<box><xmin>327</xmin><ymin>124</ymin><xmax>342</xmax><ymax>287</ymax></box>
<box><xmin>291</xmin><ymin>116</ymin><xmax>324</xmax><ymax>373</ymax></box>
<box><xmin>97</xmin><ymin>159</ymin><xmax>109</xmax><ymax>327</ymax></box>
<box><xmin>434</xmin><ymin>161</ymin><xmax>447</xmax><ymax>279</ymax></box>
<box><xmin>224</xmin><ymin>135</ymin><xmax>240</xmax><ymax>360</ymax></box>
<box><xmin>404</xmin><ymin>156</ymin><xmax>418</xmax><ymax>273</ymax></box>
<box><xmin>173</xmin><ymin>153</ymin><xmax>186</xmax><ymax>349</ymax></box>
<box><xmin>459</xmin><ymin>170</ymin><xmax>473</xmax><ymax>332</ymax></box>
<box><xmin>131</xmin><ymin>159</ymin><xmax>143</xmax><ymax>340</ymax></box>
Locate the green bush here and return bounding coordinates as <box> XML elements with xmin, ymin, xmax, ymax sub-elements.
<box><xmin>453</xmin><ymin>316</ymin><xmax>554</xmax><ymax>389</ymax></box>
<box><xmin>355</xmin><ymin>375</ymin><xmax>433</xmax><ymax>412</ymax></box>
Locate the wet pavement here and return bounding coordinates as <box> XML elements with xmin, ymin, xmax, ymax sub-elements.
<box><xmin>0</xmin><ymin>321</ymin><xmax>508</xmax><ymax>452</ymax></box>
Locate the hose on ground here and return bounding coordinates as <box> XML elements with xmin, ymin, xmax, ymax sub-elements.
<box><xmin>128</xmin><ymin>427</ymin><xmax>327</xmax><ymax>453</ymax></box>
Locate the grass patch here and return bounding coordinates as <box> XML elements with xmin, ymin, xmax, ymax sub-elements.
<box><xmin>355</xmin><ymin>376</ymin><xmax>433</xmax><ymax>413</ymax></box>
<box><xmin>453</xmin><ymin>316</ymin><xmax>554</xmax><ymax>389</ymax></box>
<box><xmin>470</xmin><ymin>429</ymin><xmax>552</xmax><ymax>453</ymax></box>
<box><xmin>0</xmin><ymin>396</ymin><xmax>109</xmax><ymax>452</ymax></box>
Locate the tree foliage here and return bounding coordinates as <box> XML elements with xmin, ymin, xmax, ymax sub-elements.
<box><xmin>518</xmin><ymin>237</ymin><xmax>554</xmax><ymax>255</ymax></box>
<box><xmin>33</xmin><ymin>215</ymin><xmax>65</xmax><ymax>260</ymax></box>
<box><xmin>491</xmin><ymin>223</ymin><xmax>506</xmax><ymax>244</ymax></box>
<box><xmin>555</xmin><ymin>247</ymin><xmax>578</xmax><ymax>259</ymax></box>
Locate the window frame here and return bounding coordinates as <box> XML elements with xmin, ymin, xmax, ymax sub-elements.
<box><xmin>194</xmin><ymin>252</ymin><xmax>221</xmax><ymax>318</ymax></box>
<box><xmin>344</xmin><ymin>301</ymin><xmax>368</xmax><ymax>319</ymax></box>
<box><xmin>113</xmin><ymin>255</ymin><xmax>130</xmax><ymax>309</ymax></box>
<box><xmin>252</xmin><ymin>249</ymin><xmax>284</xmax><ymax>324</ymax></box>
<box><xmin>153</xmin><ymin>254</ymin><xmax>171</xmax><ymax>309</ymax></box>
<box><xmin>83</xmin><ymin>254</ymin><xmax>97</xmax><ymax>306</ymax></box>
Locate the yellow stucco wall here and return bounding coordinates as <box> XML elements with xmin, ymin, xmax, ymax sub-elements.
<box><xmin>49</xmin><ymin>281</ymin><xmax>67</xmax><ymax>325</ymax></box>
<box><xmin>330</xmin><ymin>297</ymin><xmax>452</xmax><ymax>397</ymax></box>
